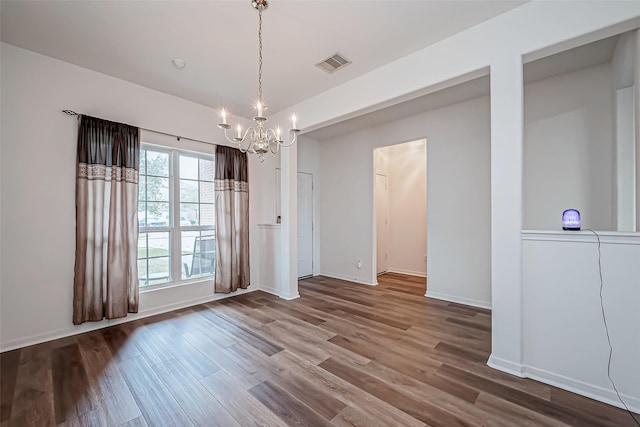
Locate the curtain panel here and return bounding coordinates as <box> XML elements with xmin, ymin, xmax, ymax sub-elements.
<box><xmin>73</xmin><ymin>115</ymin><xmax>140</xmax><ymax>324</ymax></box>
<box><xmin>214</xmin><ymin>145</ymin><xmax>250</xmax><ymax>293</ymax></box>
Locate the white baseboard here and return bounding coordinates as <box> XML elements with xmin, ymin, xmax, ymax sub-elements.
<box><xmin>260</xmin><ymin>284</ymin><xmax>300</xmax><ymax>300</ymax></box>
<box><xmin>523</xmin><ymin>364</ymin><xmax>640</xmax><ymax>413</ymax></box>
<box><xmin>386</xmin><ymin>268</ymin><xmax>427</xmax><ymax>278</ymax></box>
<box><xmin>488</xmin><ymin>355</ymin><xmax>640</xmax><ymax>413</ymax></box>
<box><xmin>0</xmin><ymin>287</ymin><xmax>258</xmax><ymax>352</ymax></box>
<box><xmin>321</xmin><ymin>272</ymin><xmax>378</xmax><ymax>286</ymax></box>
<box><xmin>425</xmin><ymin>290</ymin><xmax>492</xmax><ymax>310</ymax></box>
<box><xmin>487</xmin><ymin>354</ymin><xmax>526</xmax><ymax>377</ymax></box>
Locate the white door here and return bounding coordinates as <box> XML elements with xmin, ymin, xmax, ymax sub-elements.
<box><xmin>297</xmin><ymin>173</ymin><xmax>314</xmax><ymax>278</ymax></box>
<box><xmin>375</xmin><ymin>173</ymin><xmax>389</xmax><ymax>275</ymax></box>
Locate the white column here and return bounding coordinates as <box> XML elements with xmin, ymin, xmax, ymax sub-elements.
<box><xmin>634</xmin><ymin>30</ymin><xmax>640</xmax><ymax>231</ymax></box>
<box><xmin>488</xmin><ymin>53</ymin><xmax>525</xmax><ymax>376</ymax></box>
<box><xmin>280</xmin><ymin>142</ymin><xmax>299</xmax><ymax>299</ymax></box>
<box><xmin>616</xmin><ymin>87</ymin><xmax>636</xmax><ymax>232</ymax></box>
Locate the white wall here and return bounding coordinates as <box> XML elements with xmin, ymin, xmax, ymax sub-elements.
<box><xmin>523</xmin><ymin>63</ymin><xmax>615</xmax><ymax>231</ymax></box>
<box><xmin>375</xmin><ymin>141</ymin><xmax>427</xmax><ymax>277</ymax></box>
<box><xmin>320</xmin><ymin>96</ymin><xmax>491</xmax><ymax>307</ymax></box>
<box><xmin>0</xmin><ymin>43</ymin><xmax>277</xmax><ymax>350</ymax></box>
<box><xmin>522</xmin><ymin>231</ymin><xmax>640</xmax><ymax>412</ymax></box>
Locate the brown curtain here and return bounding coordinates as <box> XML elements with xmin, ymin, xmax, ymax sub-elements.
<box><xmin>73</xmin><ymin>115</ymin><xmax>140</xmax><ymax>324</ymax></box>
<box><xmin>214</xmin><ymin>145</ymin><xmax>250</xmax><ymax>293</ymax></box>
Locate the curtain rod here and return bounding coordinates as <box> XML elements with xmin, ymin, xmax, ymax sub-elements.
<box><xmin>62</xmin><ymin>110</ymin><xmax>217</xmax><ymax>147</ymax></box>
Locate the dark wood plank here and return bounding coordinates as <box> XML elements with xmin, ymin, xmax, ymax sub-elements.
<box><xmin>219</xmin><ymin>299</ymin><xmax>277</xmax><ymax>324</ymax></box>
<box><xmin>249</xmin><ymin>380</ymin><xmax>332</xmax><ymax>426</ymax></box>
<box><xmin>438</xmin><ymin>363</ymin><xmax>616</xmax><ymax>426</ymax></box>
<box><xmin>445</xmin><ymin>316</ymin><xmax>492</xmax><ymax>332</ymax></box>
<box><xmin>319</xmin><ymin>357</ymin><xmax>473</xmax><ymax>427</ymax></box>
<box><xmin>324</xmin><ymin>304</ymin><xmax>411</xmax><ymax>330</ymax></box>
<box><xmin>0</xmin><ymin>349</ymin><xmax>20</xmax><ymax>422</ymax></box>
<box><xmin>550</xmin><ymin>386</ymin><xmax>640</xmax><ymax>427</ymax></box>
<box><xmin>118</xmin><ymin>356</ymin><xmax>192</xmax><ymax>427</ymax></box>
<box><xmin>195</xmin><ymin>306</ymin><xmax>284</xmax><ymax>356</ymax></box>
<box><xmin>272</xmin><ymin>350</ymin><xmax>425</xmax><ymax>427</ymax></box>
<box><xmin>364</xmin><ymin>359</ymin><xmax>480</xmax><ymax>405</ymax></box>
<box><xmin>100</xmin><ymin>324</ymin><xmax>141</xmax><ymax>363</ymax></box>
<box><xmin>129</xmin><ymin>325</ymin><xmax>176</xmax><ymax>366</ymax></box>
<box><xmin>8</xmin><ymin>343</ymin><xmax>55</xmax><ymax>426</ymax></box>
<box><xmin>474</xmin><ymin>394</ymin><xmax>573</xmax><ymax>427</ymax></box>
<box><xmin>76</xmin><ymin>333</ymin><xmax>141</xmax><ymax>426</ymax></box>
<box><xmin>145</xmin><ymin>323</ymin><xmax>221</xmax><ymax>379</ymax></box>
<box><xmin>199</xmin><ymin>371</ymin><xmax>285</xmax><ymax>427</ymax></box>
<box><xmin>266</xmin><ymin>299</ymin><xmax>327</xmax><ymax>326</ymax></box>
<box><xmin>224</xmin><ymin>294</ymin><xmax>264</xmax><ymax>309</ymax></box>
<box><xmin>152</xmin><ymin>358</ymin><xmax>240</xmax><ymax>427</ymax></box>
<box><xmin>182</xmin><ymin>329</ymin><xmax>266</xmax><ymax>390</ymax></box>
<box><xmin>51</xmin><ymin>343</ymin><xmax>95</xmax><ymax>424</ymax></box>
<box><xmin>232</xmin><ymin>341</ymin><xmax>347</xmax><ymax>421</ymax></box>
<box><xmin>433</xmin><ymin>342</ymin><xmax>489</xmax><ymax>364</ymax></box>
<box><xmin>331</xmin><ymin>405</ymin><xmax>393</xmax><ymax>427</ymax></box>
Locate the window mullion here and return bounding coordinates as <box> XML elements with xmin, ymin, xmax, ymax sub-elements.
<box><xmin>171</xmin><ymin>150</ymin><xmax>182</xmax><ymax>281</ymax></box>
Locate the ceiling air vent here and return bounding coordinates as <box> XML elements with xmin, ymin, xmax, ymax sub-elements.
<box><xmin>315</xmin><ymin>52</ymin><xmax>351</xmax><ymax>74</ymax></box>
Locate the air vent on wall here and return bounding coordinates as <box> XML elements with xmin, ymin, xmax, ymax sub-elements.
<box><xmin>315</xmin><ymin>52</ymin><xmax>351</xmax><ymax>74</ymax></box>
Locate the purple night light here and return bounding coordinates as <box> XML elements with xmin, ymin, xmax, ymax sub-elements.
<box><xmin>562</xmin><ymin>209</ymin><xmax>581</xmax><ymax>231</ymax></box>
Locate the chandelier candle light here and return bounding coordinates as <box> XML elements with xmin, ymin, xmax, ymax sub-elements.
<box><xmin>218</xmin><ymin>0</ymin><xmax>299</xmax><ymax>160</ymax></box>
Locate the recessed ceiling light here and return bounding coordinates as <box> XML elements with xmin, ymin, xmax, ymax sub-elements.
<box><xmin>172</xmin><ymin>58</ymin><xmax>186</xmax><ymax>69</ymax></box>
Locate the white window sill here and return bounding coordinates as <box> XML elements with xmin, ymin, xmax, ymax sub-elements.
<box><xmin>139</xmin><ymin>275</ymin><xmax>214</xmax><ymax>293</ymax></box>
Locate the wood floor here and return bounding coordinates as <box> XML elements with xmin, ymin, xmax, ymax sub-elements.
<box><xmin>1</xmin><ymin>273</ymin><xmax>638</xmax><ymax>426</ymax></box>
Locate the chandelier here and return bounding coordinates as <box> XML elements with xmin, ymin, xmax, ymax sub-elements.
<box><xmin>218</xmin><ymin>0</ymin><xmax>299</xmax><ymax>160</ymax></box>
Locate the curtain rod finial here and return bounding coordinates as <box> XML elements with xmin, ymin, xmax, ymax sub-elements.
<box><xmin>62</xmin><ymin>110</ymin><xmax>78</xmax><ymax>116</ymax></box>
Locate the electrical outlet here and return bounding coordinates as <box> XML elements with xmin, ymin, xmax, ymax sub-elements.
<box><xmin>357</xmin><ymin>259</ymin><xmax>362</xmax><ymax>269</ymax></box>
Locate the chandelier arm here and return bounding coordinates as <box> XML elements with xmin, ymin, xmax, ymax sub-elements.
<box><xmin>222</xmin><ymin>128</ymin><xmax>240</xmax><ymax>145</ymax></box>
<box><xmin>279</xmin><ymin>132</ymin><xmax>298</xmax><ymax>147</ymax></box>
<box><xmin>242</xmin><ymin>127</ymin><xmax>255</xmax><ymax>141</ymax></box>
<box><xmin>269</xmin><ymin>142</ymin><xmax>280</xmax><ymax>154</ymax></box>
<box><xmin>264</xmin><ymin>127</ymin><xmax>280</xmax><ymax>142</ymax></box>
<box><xmin>222</xmin><ymin>127</ymin><xmax>257</xmax><ymax>151</ymax></box>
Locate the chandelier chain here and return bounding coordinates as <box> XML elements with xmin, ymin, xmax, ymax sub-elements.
<box><xmin>258</xmin><ymin>9</ymin><xmax>263</xmax><ymax>104</ymax></box>
<box><xmin>217</xmin><ymin>0</ymin><xmax>298</xmax><ymax>160</ymax></box>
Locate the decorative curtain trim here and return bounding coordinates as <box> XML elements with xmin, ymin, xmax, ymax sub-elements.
<box><xmin>77</xmin><ymin>164</ymin><xmax>139</xmax><ymax>183</ymax></box>
<box><xmin>214</xmin><ymin>179</ymin><xmax>248</xmax><ymax>192</ymax></box>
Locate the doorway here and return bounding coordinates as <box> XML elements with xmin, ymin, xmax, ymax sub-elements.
<box><xmin>276</xmin><ymin>169</ymin><xmax>314</xmax><ymax>278</ymax></box>
<box><xmin>373</xmin><ymin>139</ymin><xmax>427</xmax><ymax>288</ymax></box>
<box><xmin>297</xmin><ymin>172</ymin><xmax>314</xmax><ymax>278</ymax></box>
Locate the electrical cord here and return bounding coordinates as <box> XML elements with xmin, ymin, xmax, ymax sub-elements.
<box><xmin>584</xmin><ymin>229</ymin><xmax>640</xmax><ymax>427</ymax></box>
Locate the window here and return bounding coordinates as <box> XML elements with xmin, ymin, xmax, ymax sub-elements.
<box><xmin>137</xmin><ymin>146</ymin><xmax>215</xmax><ymax>287</ymax></box>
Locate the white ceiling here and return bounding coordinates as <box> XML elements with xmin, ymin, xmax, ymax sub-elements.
<box><xmin>0</xmin><ymin>0</ymin><xmax>525</xmax><ymax>119</ymax></box>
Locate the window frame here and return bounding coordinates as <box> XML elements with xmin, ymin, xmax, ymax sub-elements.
<box><xmin>138</xmin><ymin>142</ymin><xmax>216</xmax><ymax>291</ymax></box>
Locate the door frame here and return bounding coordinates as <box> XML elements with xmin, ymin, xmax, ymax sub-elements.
<box><xmin>375</xmin><ymin>172</ymin><xmax>389</xmax><ymax>275</ymax></box>
<box><xmin>276</xmin><ymin>168</ymin><xmax>314</xmax><ymax>278</ymax></box>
